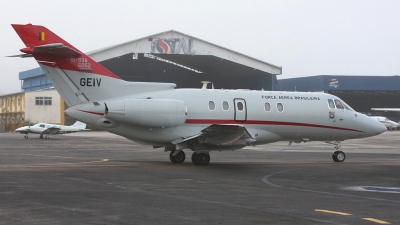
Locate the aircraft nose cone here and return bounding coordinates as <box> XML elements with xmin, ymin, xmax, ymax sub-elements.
<box><xmin>373</xmin><ymin>120</ymin><xmax>387</xmax><ymax>135</ymax></box>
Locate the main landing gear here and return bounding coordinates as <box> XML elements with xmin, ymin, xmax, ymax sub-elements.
<box><xmin>169</xmin><ymin>150</ymin><xmax>186</xmax><ymax>163</ymax></box>
<box><xmin>39</xmin><ymin>134</ymin><xmax>50</xmax><ymax>139</ymax></box>
<box><xmin>24</xmin><ymin>135</ymin><xmax>28</xmax><ymax>139</ymax></box>
<box><xmin>327</xmin><ymin>141</ymin><xmax>346</xmax><ymax>162</ymax></box>
<box><xmin>191</xmin><ymin>152</ymin><xmax>210</xmax><ymax>166</ymax></box>
<box><xmin>167</xmin><ymin>148</ymin><xmax>211</xmax><ymax>165</ymax></box>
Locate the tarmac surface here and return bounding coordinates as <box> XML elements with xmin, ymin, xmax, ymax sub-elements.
<box><xmin>1</xmin><ymin>131</ymin><xmax>399</xmax><ymax>225</ymax></box>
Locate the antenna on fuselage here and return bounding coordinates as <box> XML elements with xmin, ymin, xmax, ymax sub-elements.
<box><xmin>201</xmin><ymin>81</ymin><xmax>211</xmax><ymax>89</ymax></box>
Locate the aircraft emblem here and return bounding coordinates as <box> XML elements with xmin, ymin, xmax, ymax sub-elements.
<box><xmin>329</xmin><ymin>111</ymin><xmax>335</xmax><ymax>119</ymax></box>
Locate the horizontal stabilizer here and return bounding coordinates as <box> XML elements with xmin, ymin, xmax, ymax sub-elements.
<box><xmin>20</xmin><ymin>43</ymin><xmax>82</xmax><ymax>57</ymax></box>
<box><xmin>6</xmin><ymin>53</ymin><xmax>33</xmax><ymax>58</ymax></box>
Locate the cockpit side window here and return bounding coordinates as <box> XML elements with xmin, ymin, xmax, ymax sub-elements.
<box><xmin>327</xmin><ymin>99</ymin><xmax>335</xmax><ymax>109</ymax></box>
<box><xmin>39</xmin><ymin>124</ymin><xmax>45</xmax><ymax>128</ymax></box>
<box><xmin>334</xmin><ymin>99</ymin><xmax>344</xmax><ymax>109</ymax></box>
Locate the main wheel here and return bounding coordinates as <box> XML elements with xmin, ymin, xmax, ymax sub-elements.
<box><xmin>169</xmin><ymin>150</ymin><xmax>185</xmax><ymax>163</ymax></box>
<box><xmin>40</xmin><ymin>134</ymin><xmax>43</xmax><ymax>139</ymax></box>
<box><xmin>195</xmin><ymin>153</ymin><xmax>210</xmax><ymax>166</ymax></box>
<box><xmin>24</xmin><ymin>135</ymin><xmax>28</xmax><ymax>139</ymax></box>
<box><xmin>332</xmin><ymin>151</ymin><xmax>346</xmax><ymax>162</ymax></box>
<box><xmin>191</xmin><ymin>152</ymin><xmax>198</xmax><ymax>165</ymax></box>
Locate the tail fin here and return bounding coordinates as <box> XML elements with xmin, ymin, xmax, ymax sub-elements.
<box><xmin>71</xmin><ymin>121</ymin><xmax>86</xmax><ymax>129</ymax></box>
<box><xmin>12</xmin><ymin>24</ymin><xmax>176</xmax><ymax>106</ymax></box>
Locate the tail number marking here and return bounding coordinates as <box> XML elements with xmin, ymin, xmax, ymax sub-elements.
<box><xmin>80</xmin><ymin>78</ymin><xmax>101</xmax><ymax>87</ymax></box>
<box><xmin>70</xmin><ymin>58</ymin><xmax>91</xmax><ymax>69</ymax></box>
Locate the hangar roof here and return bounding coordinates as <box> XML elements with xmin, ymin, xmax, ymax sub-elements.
<box><xmin>277</xmin><ymin>75</ymin><xmax>400</xmax><ymax>92</ymax></box>
<box><xmin>87</xmin><ymin>30</ymin><xmax>282</xmax><ymax>76</ymax></box>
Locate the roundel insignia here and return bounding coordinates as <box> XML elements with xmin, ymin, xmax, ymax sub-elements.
<box><xmin>329</xmin><ymin>111</ymin><xmax>335</xmax><ymax>119</ymax></box>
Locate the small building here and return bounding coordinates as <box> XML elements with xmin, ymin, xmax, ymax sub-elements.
<box><xmin>0</xmin><ymin>92</ymin><xmax>25</xmax><ymax>132</ymax></box>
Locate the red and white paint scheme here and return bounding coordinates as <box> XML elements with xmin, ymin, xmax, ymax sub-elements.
<box><xmin>12</xmin><ymin>24</ymin><xmax>387</xmax><ymax>165</ymax></box>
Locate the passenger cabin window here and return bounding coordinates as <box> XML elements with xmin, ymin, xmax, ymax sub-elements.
<box><xmin>277</xmin><ymin>103</ymin><xmax>284</xmax><ymax>112</ymax></box>
<box><xmin>327</xmin><ymin>99</ymin><xmax>335</xmax><ymax>109</ymax></box>
<box><xmin>237</xmin><ymin>102</ymin><xmax>244</xmax><ymax>111</ymax></box>
<box><xmin>334</xmin><ymin>99</ymin><xmax>344</xmax><ymax>109</ymax></box>
<box><xmin>223</xmin><ymin>101</ymin><xmax>229</xmax><ymax>111</ymax></box>
<box><xmin>264</xmin><ymin>102</ymin><xmax>271</xmax><ymax>112</ymax></box>
<box><xmin>208</xmin><ymin>101</ymin><xmax>215</xmax><ymax>111</ymax></box>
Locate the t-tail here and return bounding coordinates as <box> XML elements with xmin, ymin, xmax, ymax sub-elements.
<box><xmin>12</xmin><ymin>24</ymin><xmax>176</xmax><ymax>107</ymax></box>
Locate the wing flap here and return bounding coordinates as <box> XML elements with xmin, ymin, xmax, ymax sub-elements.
<box><xmin>172</xmin><ymin>124</ymin><xmax>255</xmax><ymax>148</ymax></box>
<box><xmin>200</xmin><ymin>124</ymin><xmax>254</xmax><ymax>145</ymax></box>
<box><xmin>42</xmin><ymin>127</ymin><xmax>61</xmax><ymax>134</ymax></box>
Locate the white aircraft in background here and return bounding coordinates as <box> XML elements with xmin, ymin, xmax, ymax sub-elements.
<box><xmin>369</xmin><ymin>116</ymin><xmax>399</xmax><ymax>131</ymax></box>
<box><xmin>11</xmin><ymin>24</ymin><xmax>387</xmax><ymax>165</ymax></box>
<box><xmin>15</xmin><ymin>121</ymin><xmax>88</xmax><ymax>139</ymax></box>
<box><xmin>372</xmin><ymin>108</ymin><xmax>400</xmax><ymax>112</ymax></box>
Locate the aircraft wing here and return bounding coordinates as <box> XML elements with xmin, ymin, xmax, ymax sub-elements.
<box><xmin>371</xmin><ymin>108</ymin><xmax>400</xmax><ymax>112</ymax></box>
<box><xmin>42</xmin><ymin>127</ymin><xmax>61</xmax><ymax>134</ymax></box>
<box><xmin>173</xmin><ymin>124</ymin><xmax>255</xmax><ymax>147</ymax></box>
<box><xmin>199</xmin><ymin>124</ymin><xmax>256</xmax><ymax>145</ymax></box>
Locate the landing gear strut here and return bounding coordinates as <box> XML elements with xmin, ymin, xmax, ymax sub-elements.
<box><xmin>327</xmin><ymin>141</ymin><xmax>346</xmax><ymax>162</ymax></box>
<box><xmin>191</xmin><ymin>152</ymin><xmax>210</xmax><ymax>165</ymax></box>
<box><xmin>40</xmin><ymin>134</ymin><xmax>43</xmax><ymax>139</ymax></box>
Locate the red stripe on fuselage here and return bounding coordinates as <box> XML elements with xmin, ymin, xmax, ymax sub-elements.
<box><xmin>76</xmin><ymin>110</ymin><xmax>363</xmax><ymax>133</ymax></box>
<box><xmin>77</xmin><ymin>109</ymin><xmax>104</xmax><ymax>116</ymax></box>
<box><xmin>185</xmin><ymin>119</ymin><xmax>364</xmax><ymax>133</ymax></box>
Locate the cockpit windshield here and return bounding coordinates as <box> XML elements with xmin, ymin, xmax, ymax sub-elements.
<box><xmin>340</xmin><ymin>100</ymin><xmax>355</xmax><ymax>111</ymax></box>
<box><xmin>327</xmin><ymin>99</ymin><xmax>356</xmax><ymax>111</ymax></box>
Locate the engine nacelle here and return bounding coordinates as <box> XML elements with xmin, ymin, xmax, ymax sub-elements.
<box><xmin>104</xmin><ymin>99</ymin><xmax>187</xmax><ymax>128</ymax></box>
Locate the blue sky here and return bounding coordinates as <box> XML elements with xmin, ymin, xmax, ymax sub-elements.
<box><xmin>1</xmin><ymin>0</ymin><xmax>399</xmax><ymax>94</ymax></box>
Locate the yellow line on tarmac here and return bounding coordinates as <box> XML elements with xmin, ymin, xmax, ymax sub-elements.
<box><xmin>315</xmin><ymin>209</ymin><xmax>353</xmax><ymax>216</ymax></box>
<box><xmin>362</xmin><ymin>218</ymin><xmax>391</xmax><ymax>224</ymax></box>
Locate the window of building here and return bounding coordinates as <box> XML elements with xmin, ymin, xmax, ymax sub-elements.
<box><xmin>277</xmin><ymin>103</ymin><xmax>284</xmax><ymax>112</ymax></box>
<box><xmin>44</xmin><ymin>97</ymin><xmax>52</xmax><ymax>105</ymax></box>
<box><xmin>327</xmin><ymin>99</ymin><xmax>335</xmax><ymax>109</ymax></box>
<box><xmin>222</xmin><ymin>101</ymin><xmax>229</xmax><ymax>111</ymax></box>
<box><xmin>36</xmin><ymin>97</ymin><xmax>52</xmax><ymax>105</ymax></box>
<box><xmin>264</xmin><ymin>102</ymin><xmax>271</xmax><ymax>112</ymax></box>
<box><xmin>208</xmin><ymin>101</ymin><xmax>215</xmax><ymax>110</ymax></box>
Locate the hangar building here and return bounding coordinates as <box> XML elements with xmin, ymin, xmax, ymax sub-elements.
<box><xmin>11</xmin><ymin>30</ymin><xmax>282</xmax><ymax>126</ymax></box>
<box><xmin>277</xmin><ymin>75</ymin><xmax>400</xmax><ymax>122</ymax></box>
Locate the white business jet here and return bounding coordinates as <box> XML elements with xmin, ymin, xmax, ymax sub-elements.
<box><xmin>15</xmin><ymin>121</ymin><xmax>87</xmax><ymax>139</ymax></box>
<box><xmin>369</xmin><ymin>116</ymin><xmax>398</xmax><ymax>131</ymax></box>
<box><xmin>11</xmin><ymin>24</ymin><xmax>387</xmax><ymax>165</ymax></box>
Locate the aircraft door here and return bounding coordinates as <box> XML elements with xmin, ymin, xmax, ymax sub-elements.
<box><xmin>234</xmin><ymin>98</ymin><xmax>247</xmax><ymax>122</ymax></box>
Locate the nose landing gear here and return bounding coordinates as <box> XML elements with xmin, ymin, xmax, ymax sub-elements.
<box><xmin>326</xmin><ymin>141</ymin><xmax>346</xmax><ymax>162</ymax></box>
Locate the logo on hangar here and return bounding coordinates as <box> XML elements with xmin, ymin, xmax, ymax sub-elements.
<box><xmin>149</xmin><ymin>37</ymin><xmax>195</xmax><ymax>54</ymax></box>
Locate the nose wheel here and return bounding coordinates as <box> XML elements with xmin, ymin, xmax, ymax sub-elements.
<box><xmin>332</xmin><ymin>151</ymin><xmax>346</xmax><ymax>162</ymax></box>
<box><xmin>326</xmin><ymin>141</ymin><xmax>346</xmax><ymax>162</ymax></box>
